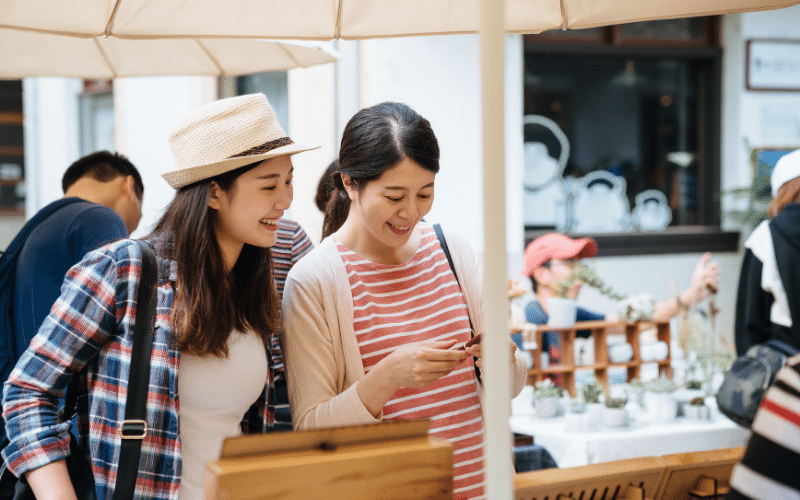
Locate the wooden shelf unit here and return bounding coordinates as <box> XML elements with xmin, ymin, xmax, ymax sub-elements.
<box><xmin>525</xmin><ymin>319</ymin><xmax>672</xmax><ymax>397</ymax></box>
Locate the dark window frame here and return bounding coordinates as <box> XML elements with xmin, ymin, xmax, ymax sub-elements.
<box><xmin>522</xmin><ymin>21</ymin><xmax>735</xmax><ymax>257</ymax></box>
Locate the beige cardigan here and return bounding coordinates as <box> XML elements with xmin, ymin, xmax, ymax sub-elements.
<box><xmin>280</xmin><ymin>224</ymin><xmax>527</xmax><ymax>430</ymax></box>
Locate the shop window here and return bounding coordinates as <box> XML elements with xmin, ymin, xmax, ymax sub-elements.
<box><xmin>236</xmin><ymin>72</ymin><xmax>289</xmax><ymax>130</ymax></box>
<box><xmin>79</xmin><ymin>80</ymin><xmax>115</xmax><ymax>156</ymax></box>
<box><xmin>523</xmin><ymin>18</ymin><xmax>734</xmax><ymax>255</ymax></box>
<box><xmin>0</xmin><ymin>81</ymin><xmax>25</xmax><ymax>215</ymax></box>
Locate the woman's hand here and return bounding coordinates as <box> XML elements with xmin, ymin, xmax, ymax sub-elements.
<box><xmin>686</xmin><ymin>252</ymin><xmax>720</xmax><ymax>305</ymax></box>
<box><xmin>464</xmin><ymin>337</ymin><xmax>518</xmax><ymax>370</ymax></box>
<box><xmin>382</xmin><ymin>340</ymin><xmax>471</xmax><ymax>389</ymax></box>
<box><xmin>357</xmin><ymin>340</ymin><xmax>470</xmax><ymax>417</ymax></box>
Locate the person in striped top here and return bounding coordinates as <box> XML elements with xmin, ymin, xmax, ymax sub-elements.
<box><xmin>271</xmin><ymin>218</ymin><xmax>313</xmax><ymax>431</ymax></box>
<box><xmin>727</xmin><ymin>354</ymin><xmax>800</xmax><ymax>499</ymax></box>
<box><xmin>281</xmin><ymin>102</ymin><xmax>527</xmax><ymax>500</ymax></box>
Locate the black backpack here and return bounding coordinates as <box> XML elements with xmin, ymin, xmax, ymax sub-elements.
<box><xmin>0</xmin><ymin>199</ymin><xmax>82</xmax><ymax>389</ymax></box>
<box><xmin>716</xmin><ymin>339</ymin><xmax>799</xmax><ymax>428</ymax></box>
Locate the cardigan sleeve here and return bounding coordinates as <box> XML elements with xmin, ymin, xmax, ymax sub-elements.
<box><xmin>280</xmin><ymin>258</ymin><xmax>380</xmax><ymax>430</ymax></box>
<box><xmin>735</xmin><ymin>248</ymin><xmax>774</xmax><ymax>355</ymax></box>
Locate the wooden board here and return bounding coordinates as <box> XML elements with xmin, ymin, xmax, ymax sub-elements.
<box><xmin>513</xmin><ymin>447</ymin><xmax>744</xmax><ymax>500</ymax></box>
<box><xmin>204</xmin><ymin>420</ymin><xmax>454</xmax><ymax>500</ymax></box>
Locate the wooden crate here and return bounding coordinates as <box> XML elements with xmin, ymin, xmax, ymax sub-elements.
<box><xmin>204</xmin><ymin>419</ymin><xmax>453</xmax><ymax>500</ymax></box>
<box><xmin>525</xmin><ymin>319</ymin><xmax>672</xmax><ymax>397</ymax></box>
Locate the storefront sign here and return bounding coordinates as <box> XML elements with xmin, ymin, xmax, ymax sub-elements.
<box><xmin>746</xmin><ymin>39</ymin><xmax>800</xmax><ymax>91</ymax></box>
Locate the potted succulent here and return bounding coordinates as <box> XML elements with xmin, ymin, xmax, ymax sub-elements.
<box><xmin>675</xmin><ymin>379</ymin><xmax>705</xmax><ymax>417</ymax></box>
<box><xmin>684</xmin><ymin>397</ymin><xmax>711</xmax><ymax>420</ymax></box>
<box><xmin>602</xmin><ymin>397</ymin><xmax>630</xmax><ymax>428</ymax></box>
<box><xmin>643</xmin><ymin>374</ymin><xmax>679</xmax><ymax>422</ymax></box>
<box><xmin>533</xmin><ymin>379</ymin><xmax>563</xmax><ymax>418</ymax></box>
<box><xmin>627</xmin><ymin>378</ymin><xmax>645</xmax><ymax>407</ymax></box>
<box><xmin>565</xmin><ymin>402</ymin><xmax>591</xmax><ymax>432</ymax></box>
<box><xmin>581</xmin><ymin>378</ymin><xmax>604</xmax><ymax>430</ymax></box>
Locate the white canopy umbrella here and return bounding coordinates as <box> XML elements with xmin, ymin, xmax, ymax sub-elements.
<box><xmin>2</xmin><ymin>1</ymin><xmax>798</xmax><ymax>499</ymax></box>
<box><xmin>0</xmin><ymin>30</ymin><xmax>337</xmax><ymax>78</ymax></box>
<box><xmin>0</xmin><ymin>0</ymin><xmax>797</xmax><ymax>39</ymax></box>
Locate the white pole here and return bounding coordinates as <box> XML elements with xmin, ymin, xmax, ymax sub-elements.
<box><xmin>479</xmin><ymin>0</ymin><xmax>512</xmax><ymax>498</ymax></box>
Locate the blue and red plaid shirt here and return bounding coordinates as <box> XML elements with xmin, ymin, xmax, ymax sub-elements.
<box><xmin>2</xmin><ymin>239</ymin><xmax>274</xmax><ymax>500</ymax></box>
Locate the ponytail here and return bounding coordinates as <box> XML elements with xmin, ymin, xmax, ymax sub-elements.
<box><xmin>322</xmin><ymin>172</ymin><xmax>350</xmax><ymax>238</ymax></box>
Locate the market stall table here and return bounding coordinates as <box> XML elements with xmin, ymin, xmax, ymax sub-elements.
<box><xmin>510</xmin><ymin>386</ymin><xmax>751</xmax><ymax>468</ymax></box>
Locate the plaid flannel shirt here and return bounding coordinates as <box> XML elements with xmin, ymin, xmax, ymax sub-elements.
<box><xmin>2</xmin><ymin>239</ymin><xmax>274</xmax><ymax>500</ymax></box>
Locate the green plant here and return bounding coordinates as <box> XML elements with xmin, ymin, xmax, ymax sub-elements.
<box><xmin>534</xmin><ymin>379</ymin><xmax>563</xmax><ymax>399</ymax></box>
<box><xmin>685</xmin><ymin>380</ymin><xmax>703</xmax><ymax>390</ymax></box>
<box><xmin>605</xmin><ymin>397</ymin><xmax>628</xmax><ymax>409</ymax></box>
<box><xmin>581</xmin><ymin>379</ymin><xmax>603</xmax><ymax>404</ymax></box>
<box><xmin>644</xmin><ymin>374</ymin><xmax>678</xmax><ymax>393</ymax></box>
<box><xmin>548</xmin><ymin>262</ymin><xmax>626</xmax><ymax>301</ymax></box>
<box><xmin>689</xmin><ymin>397</ymin><xmax>706</xmax><ymax>406</ymax></box>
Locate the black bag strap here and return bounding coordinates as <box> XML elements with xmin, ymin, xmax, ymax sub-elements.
<box><xmin>433</xmin><ymin>224</ymin><xmax>482</xmax><ymax>384</ymax></box>
<box><xmin>112</xmin><ymin>240</ymin><xmax>158</xmax><ymax>500</ymax></box>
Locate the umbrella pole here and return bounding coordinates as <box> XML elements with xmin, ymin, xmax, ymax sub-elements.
<box><xmin>480</xmin><ymin>0</ymin><xmax>512</xmax><ymax>498</ymax></box>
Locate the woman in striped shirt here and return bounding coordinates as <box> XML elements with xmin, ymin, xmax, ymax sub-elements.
<box><xmin>281</xmin><ymin>102</ymin><xmax>528</xmax><ymax>500</ymax></box>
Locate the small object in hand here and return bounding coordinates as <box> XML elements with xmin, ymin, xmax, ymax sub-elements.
<box><xmin>706</xmin><ymin>283</ymin><xmax>719</xmax><ymax>294</ymax></box>
<box><xmin>462</xmin><ymin>333</ymin><xmax>482</xmax><ymax>350</ymax></box>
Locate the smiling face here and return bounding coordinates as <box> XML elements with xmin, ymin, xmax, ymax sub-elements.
<box><xmin>208</xmin><ymin>155</ymin><xmax>293</xmax><ymax>270</ymax></box>
<box><xmin>340</xmin><ymin>158</ymin><xmax>435</xmax><ymax>263</ymax></box>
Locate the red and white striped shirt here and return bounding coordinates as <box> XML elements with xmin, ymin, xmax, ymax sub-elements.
<box><xmin>337</xmin><ymin>226</ymin><xmax>485</xmax><ymax>500</ymax></box>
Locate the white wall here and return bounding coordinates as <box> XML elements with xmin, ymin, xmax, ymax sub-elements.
<box><xmin>114</xmin><ymin>76</ymin><xmax>217</xmax><ymax>237</ymax></box>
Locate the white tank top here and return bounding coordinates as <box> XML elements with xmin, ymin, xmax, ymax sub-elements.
<box><xmin>177</xmin><ymin>331</ymin><xmax>268</xmax><ymax>500</ymax></box>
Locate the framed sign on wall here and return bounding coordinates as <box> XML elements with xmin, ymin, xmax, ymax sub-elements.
<box><xmin>746</xmin><ymin>39</ymin><xmax>800</xmax><ymax>91</ymax></box>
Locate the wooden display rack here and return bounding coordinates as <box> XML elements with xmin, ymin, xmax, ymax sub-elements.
<box><xmin>524</xmin><ymin>319</ymin><xmax>672</xmax><ymax>397</ymax></box>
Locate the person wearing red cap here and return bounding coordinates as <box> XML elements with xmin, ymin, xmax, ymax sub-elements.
<box><xmin>519</xmin><ymin>232</ymin><xmax>720</xmax><ymax>369</ymax></box>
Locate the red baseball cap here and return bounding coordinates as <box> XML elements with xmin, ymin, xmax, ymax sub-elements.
<box><xmin>522</xmin><ymin>233</ymin><xmax>597</xmax><ymax>277</ymax></box>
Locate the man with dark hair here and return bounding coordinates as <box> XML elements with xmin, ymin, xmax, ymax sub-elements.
<box><xmin>5</xmin><ymin>151</ymin><xmax>143</xmax><ymax>387</ymax></box>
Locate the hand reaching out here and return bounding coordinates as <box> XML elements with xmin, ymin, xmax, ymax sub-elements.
<box><xmin>687</xmin><ymin>252</ymin><xmax>720</xmax><ymax>305</ymax></box>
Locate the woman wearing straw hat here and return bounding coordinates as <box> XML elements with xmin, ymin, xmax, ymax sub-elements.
<box><xmin>2</xmin><ymin>94</ymin><xmax>317</xmax><ymax>500</ymax></box>
<box><xmin>281</xmin><ymin>102</ymin><xmax>527</xmax><ymax>500</ymax></box>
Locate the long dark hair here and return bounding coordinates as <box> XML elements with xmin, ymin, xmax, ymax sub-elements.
<box><xmin>148</xmin><ymin>161</ymin><xmax>279</xmax><ymax>357</ymax></box>
<box><xmin>322</xmin><ymin>102</ymin><xmax>440</xmax><ymax>238</ymax></box>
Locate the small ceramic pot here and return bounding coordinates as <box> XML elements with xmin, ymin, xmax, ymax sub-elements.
<box><xmin>608</xmin><ymin>342</ymin><xmax>633</xmax><ymax>364</ymax></box>
<box><xmin>684</xmin><ymin>404</ymin><xmax>711</xmax><ymax>420</ymax></box>
<box><xmin>643</xmin><ymin>392</ymin><xmax>677</xmax><ymax>422</ymax></box>
<box><xmin>535</xmin><ymin>397</ymin><xmax>562</xmax><ymax>418</ymax></box>
<box><xmin>585</xmin><ymin>403</ymin><xmax>604</xmax><ymax>430</ymax></box>
<box><xmin>602</xmin><ymin>407</ymin><xmax>629</xmax><ymax>428</ymax></box>
<box><xmin>547</xmin><ymin>298</ymin><xmax>577</xmax><ymax>328</ymax></box>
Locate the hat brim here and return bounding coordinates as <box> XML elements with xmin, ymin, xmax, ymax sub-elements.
<box><xmin>162</xmin><ymin>143</ymin><xmax>320</xmax><ymax>189</ymax></box>
<box><xmin>552</xmin><ymin>238</ymin><xmax>597</xmax><ymax>261</ymax></box>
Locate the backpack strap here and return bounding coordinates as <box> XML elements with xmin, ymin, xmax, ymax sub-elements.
<box><xmin>111</xmin><ymin>240</ymin><xmax>158</xmax><ymax>500</ymax></box>
<box><xmin>433</xmin><ymin>224</ymin><xmax>482</xmax><ymax>384</ymax></box>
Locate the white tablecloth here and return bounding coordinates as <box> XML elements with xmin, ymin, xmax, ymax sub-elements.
<box><xmin>510</xmin><ymin>386</ymin><xmax>751</xmax><ymax>468</ymax></box>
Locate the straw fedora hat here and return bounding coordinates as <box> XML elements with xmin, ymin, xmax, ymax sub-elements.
<box><xmin>163</xmin><ymin>93</ymin><xmax>319</xmax><ymax>189</ymax></box>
